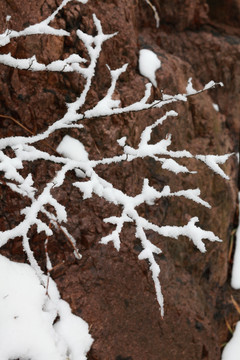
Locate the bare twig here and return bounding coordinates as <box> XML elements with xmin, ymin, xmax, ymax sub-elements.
<box><xmin>0</xmin><ymin>114</ymin><xmax>60</xmax><ymax>155</ymax></box>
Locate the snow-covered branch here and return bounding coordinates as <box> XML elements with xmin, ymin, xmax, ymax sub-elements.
<box><xmin>0</xmin><ymin>0</ymin><xmax>232</xmax><ymax>323</ymax></box>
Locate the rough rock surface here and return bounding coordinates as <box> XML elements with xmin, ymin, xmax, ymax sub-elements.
<box><xmin>0</xmin><ymin>0</ymin><xmax>239</xmax><ymax>359</ymax></box>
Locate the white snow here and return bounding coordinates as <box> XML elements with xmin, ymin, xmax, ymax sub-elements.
<box><xmin>84</xmin><ymin>63</ymin><xmax>127</xmax><ymax>117</ymax></box>
<box><xmin>222</xmin><ymin>321</ymin><xmax>240</xmax><ymax>360</ymax></box>
<box><xmin>213</xmin><ymin>103</ymin><xmax>219</xmax><ymax>112</ymax></box>
<box><xmin>231</xmin><ymin>192</ymin><xmax>240</xmax><ymax>289</ymax></box>
<box><xmin>54</xmin><ymin>300</ymin><xmax>93</xmax><ymax>360</ymax></box>
<box><xmin>139</xmin><ymin>49</ymin><xmax>161</xmax><ymax>88</ymax></box>
<box><xmin>65</xmin><ymin>54</ymin><xmax>87</xmax><ymax>64</ymax></box>
<box><xmin>57</xmin><ymin>135</ymin><xmax>88</xmax><ymax>162</ymax></box>
<box><xmin>204</xmin><ymin>80</ymin><xmax>215</xmax><ymax>90</ymax></box>
<box><xmin>161</xmin><ymin>158</ymin><xmax>192</xmax><ymax>174</ymax></box>
<box><xmin>57</xmin><ymin>135</ymin><xmax>88</xmax><ymax>178</ymax></box>
<box><xmin>186</xmin><ymin>77</ymin><xmax>196</xmax><ymax>95</ymax></box>
<box><xmin>196</xmin><ymin>154</ymin><xmax>231</xmax><ymax>180</ymax></box>
<box><xmin>143</xmin><ymin>0</ymin><xmax>160</xmax><ymax>28</ymax></box>
<box><xmin>0</xmin><ymin>255</ymin><xmax>93</xmax><ymax>360</ymax></box>
<box><xmin>117</xmin><ymin>136</ymin><xmax>127</xmax><ymax>147</ymax></box>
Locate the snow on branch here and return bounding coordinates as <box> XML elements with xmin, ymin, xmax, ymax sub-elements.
<box><xmin>143</xmin><ymin>0</ymin><xmax>160</xmax><ymax>28</ymax></box>
<box><xmin>0</xmin><ymin>0</ymin><xmax>232</xmax><ymax>323</ymax></box>
<box><xmin>0</xmin><ymin>0</ymin><xmax>88</xmax><ymax>47</ymax></box>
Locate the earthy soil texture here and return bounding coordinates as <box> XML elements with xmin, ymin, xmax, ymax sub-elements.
<box><xmin>0</xmin><ymin>0</ymin><xmax>239</xmax><ymax>359</ymax></box>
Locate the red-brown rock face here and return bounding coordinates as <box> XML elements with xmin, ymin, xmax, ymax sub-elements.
<box><xmin>0</xmin><ymin>0</ymin><xmax>239</xmax><ymax>359</ymax></box>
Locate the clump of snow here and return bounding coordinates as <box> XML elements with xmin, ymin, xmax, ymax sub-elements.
<box><xmin>186</xmin><ymin>77</ymin><xmax>197</xmax><ymax>95</ymax></box>
<box><xmin>231</xmin><ymin>192</ymin><xmax>240</xmax><ymax>289</ymax></box>
<box><xmin>204</xmin><ymin>80</ymin><xmax>223</xmax><ymax>90</ymax></box>
<box><xmin>139</xmin><ymin>49</ymin><xmax>161</xmax><ymax>88</ymax></box>
<box><xmin>212</xmin><ymin>103</ymin><xmax>219</xmax><ymax>112</ymax></box>
<box><xmin>222</xmin><ymin>321</ymin><xmax>240</xmax><ymax>360</ymax></box>
<box><xmin>0</xmin><ymin>255</ymin><xmax>93</xmax><ymax>360</ymax></box>
<box><xmin>57</xmin><ymin>135</ymin><xmax>89</xmax><ymax>177</ymax></box>
<box><xmin>54</xmin><ymin>300</ymin><xmax>93</xmax><ymax>360</ymax></box>
<box><xmin>117</xmin><ymin>136</ymin><xmax>127</xmax><ymax>147</ymax></box>
<box><xmin>57</xmin><ymin>135</ymin><xmax>88</xmax><ymax>162</ymax></box>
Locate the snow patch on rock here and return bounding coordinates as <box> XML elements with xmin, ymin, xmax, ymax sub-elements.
<box><xmin>139</xmin><ymin>49</ymin><xmax>161</xmax><ymax>88</ymax></box>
